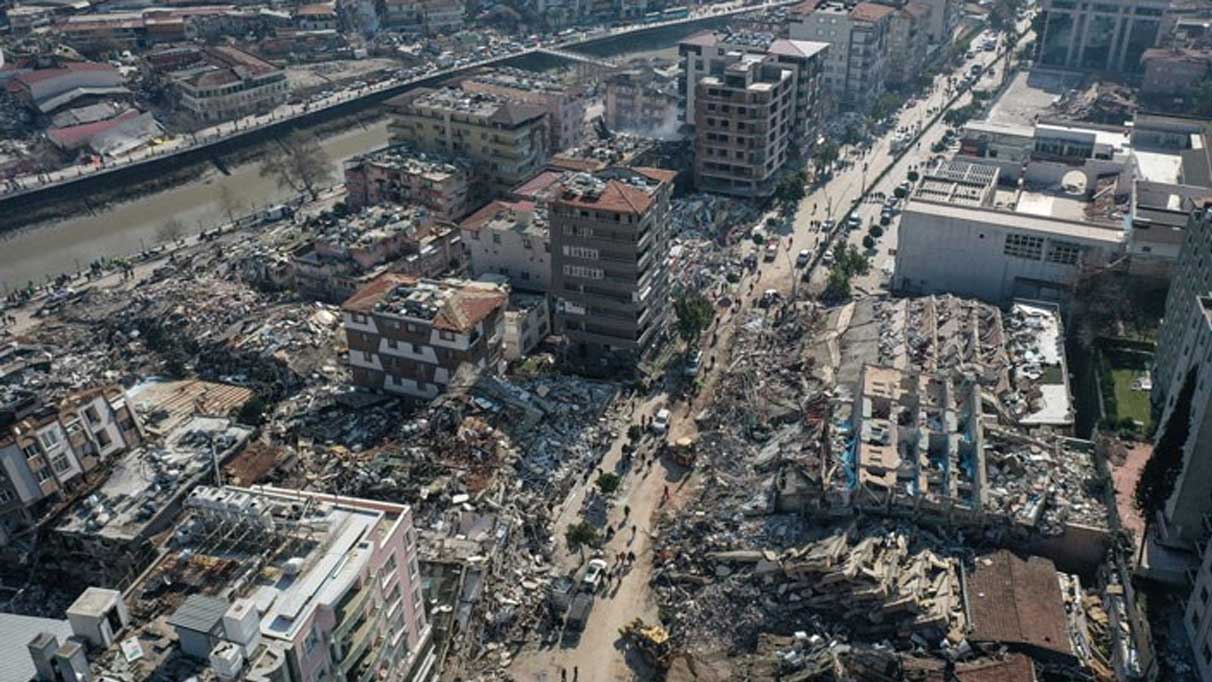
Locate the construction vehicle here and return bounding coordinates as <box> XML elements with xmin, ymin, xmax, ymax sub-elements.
<box><xmin>618</xmin><ymin>618</ymin><xmax>673</xmax><ymax>669</ymax></box>
<box><xmin>665</xmin><ymin>436</ymin><xmax>697</xmax><ymax>467</ymax></box>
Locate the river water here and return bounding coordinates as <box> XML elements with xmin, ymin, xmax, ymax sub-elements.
<box><xmin>0</xmin><ymin>120</ymin><xmax>391</xmax><ymax>291</ymax></box>
<box><xmin>0</xmin><ymin>26</ymin><xmax>705</xmax><ymax>289</ymax></box>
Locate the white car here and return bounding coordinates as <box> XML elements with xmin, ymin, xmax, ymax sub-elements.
<box><xmin>583</xmin><ymin>558</ymin><xmax>608</xmax><ymax>591</ymax></box>
<box><xmin>796</xmin><ymin>249</ymin><xmax>811</xmax><ymax>267</ymax></box>
<box><xmin>652</xmin><ymin>408</ymin><xmax>671</xmax><ymax>434</ymax></box>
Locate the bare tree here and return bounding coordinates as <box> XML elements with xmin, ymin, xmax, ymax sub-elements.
<box><xmin>216</xmin><ymin>184</ymin><xmax>244</xmax><ymax>226</ymax></box>
<box><xmin>157</xmin><ymin>218</ymin><xmax>185</xmax><ymax>244</ymax></box>
<box><xmin>259</xmin><ymin>132</ymin><xmax>333</xmax><ymax>200</ymax></box>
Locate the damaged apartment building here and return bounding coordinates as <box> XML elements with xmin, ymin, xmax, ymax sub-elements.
<box><xmin>291</xmin><ymin>205</ymin><xmax>465</xmax><ymax>304</ymax></box>
<box><xmin>679</xmin><ymin>30</ymin><xmax>829</xmax><ymax>197</ymax></box>
<box><xmin>342</xmin><ymin>274</ymin><xmax>508</xmax><ymax>399</ymax></box>
<box><xmin>0</xmin><ymin>385</ymin><xmax>143</xmax><ymax>546</ymax></box>
<box><xmin>20</xmin><ymin>485</ymin><xmax>435</xmax><ymax>682</ymax></box>
<box><xmin>794</xmin><ymin>295</ymin><xmax>1111</xmax><ymax>562</ymax></box>
<box><xmin>343</xmin><ymin>144</ymin><xmax>476</xmax><ymax>221</ymax></box>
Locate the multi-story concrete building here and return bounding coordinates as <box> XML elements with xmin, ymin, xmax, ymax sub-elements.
<box><xmin>386</xmin><ymin>88</ymin><xmax>550</xmax><ymax>196</ymax></box>
<box><xmin>0</xmin><ymin>386</ymin><xmax>142</xmax><ymax>545</ymax></box>
<box><xmin>790</xmin><ymin>1</ymin><xmax>892</xmax><ymax>110</ymax></box>
<box><xmin>915</xmin><ymin>0</ymin><xmax>959</xmax><ymax>45</ymax></box>
<box><xmin>1037</xmin><ymin>0</ymin><xmax>1167</xmax><ymax>73</ymax></box>
<box><xmin>679</xmin><ymin>30</ymin><xmax>828</xmax><ymax>191</ymax></box>
<box><xmin>460</xmin><ymin>198</ymin><xmax>551</xmax><ymax>293</ymax></box>
<box><xmin>549</xmin><ymin>166</ymin><xmax>676</xmax><ymax>368</ymax></box>
<box><xmin>604</xmin><ymin>66</ymin><xmax>681</xmax><ymax>135</ymax></box>
<box><xmin>1140</xmin><ymin>48</ymin><xmax>1212</xmax><ymax>97</ymax></box>
<box><xmin>343</xmin><ymin>274</ymin><xmax>508</xmax><ymax>398</ymax></box>
<box><xmin>292</xmin><ymin>205</ymin><xmax>464</xmax><ymax>304</ymax></box>
<box><xmin>377</xmin><ymin>0</ymin><xmax>464</xmax><ymax>33</ymax></box>
<box><xmin>163</xmin><ymin>46</ymin><xmax>288</xmax><ymax>123</ymax></box>
<box><xmin>31</xmin><ymin>485</ymin><xmax>436</xmax><ymax>682</ymax></box>
<box><xmin>886</xmin><ymin>3</ymin><xmax>931</xmax><ymax>87</ymax></box>
<box><xmin>461</xmin><ymin>68</ymin><xmax>589</xmax><ymax>153</ymax></box>
<box><xmin>344</xmin><ymin>144</ymin><xmax>476</xmax><ymax>220</ymax></box>
<box><xmin>693</xmin><ymin>53</ymin><xmax>796</xmax><ymax>198</ymax></box>
<box><xmin>679</xmin><ymin>30</ymin><xmax>828</xmax><ymax>141</ymax></box>
<box><xmin>893</xmin><ymin>160</ymin><xmax>1126</xmax><ymax>303</ymax></box>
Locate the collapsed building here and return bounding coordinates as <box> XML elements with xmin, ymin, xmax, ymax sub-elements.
<box><xmin>291</xmin><ymin>204</ymin><xmax>464</xmax><ymax>304</ymax></box>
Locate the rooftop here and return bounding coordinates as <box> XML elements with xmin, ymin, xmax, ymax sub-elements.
<box><xmin>552</xmin><ymin>166</ymin><xmax>674</xmax><ymax>214</ymax></box>
<box><xmin>303</xmin><ymin>204</ymin><xmax>436</xmax><ymax>251</ymax></box>
<box><xmin>56</xmin><ymin>416</ymin><xmax>253</xmax><ymax>542</ymax></box>
<box><xmin>464</xmin><ymin>66</ymin><xmax>582</xmax><ymax>95</ymax></box>
<box><xmin>391</xmin><ymin>87</ymin><xmax>547</xmax><ymax>126</ymax></box>
<box><xmin>967</xmin><ymin>550</ymin><xmax>1074</xmax><ymax>658</ymax></box>
<box><xmin>460</xmin><ymin>199</ymin><xmax>546</xmax><ymax>238</ymax></box>
<box><xmin>168</xmin><ymin>46</ymin><xmax>280</xmax><ymax>90</ymax></box>
<box><xmin>346</xmin><ymin>144</ymin><xmax>470</xmax><ymax>182</ymax></box>
<box><xmin>343</xmin><ymin>274</ymin><xmax>507</xmax><ymax>332</ymax></box>
<box><xmin>680</xmin><ymin>28</ymin><xmax>779</xmax><ymax>52</ymax></box>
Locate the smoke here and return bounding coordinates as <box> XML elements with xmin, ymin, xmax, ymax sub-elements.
<box><xmin>619</xmin><ymin>105</ymin><xmax>685</xmax><ymax>141</ymax></box>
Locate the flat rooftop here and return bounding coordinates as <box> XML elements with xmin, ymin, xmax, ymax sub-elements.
<box><xmin>56</xmin><ymin>416</ymin><xmax>252</xmax><ymax>541</ymax></box>
<box><xmin>343</xmin><ymin>274</ymin><xmax>507</xmax><ymax>332</ymax></box>
<box><xmin>460</xmin><ymin>199</ymin><xmax>547</xmax><ymax>238</ymax></box>
<box><xmin>903</xmin><ymin>199</ymin><xmax>1126</xmax><ymax>245</ymax></box>
<box><xmin>303</xmin><ymin>205</ymin><xmax>433</xmax><ymax>251</ymax></box>
<box><xmin>347</xmin><ymin>144</ymin><xmax>469</xmax><ymax>181</ymax></box>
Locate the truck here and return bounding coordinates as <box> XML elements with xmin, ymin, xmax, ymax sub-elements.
<box><xmin>566</xmin><ymin>593</ymin><xmax>594</xmax><ymax>631</ymax></box>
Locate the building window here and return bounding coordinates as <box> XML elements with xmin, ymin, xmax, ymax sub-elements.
<box><xmin>1003</xmin><ymin>233</ymin><xmax>1044</xmax><ymax>260</ymax></box>
<box><xmin>22</xmin><ymin>444</ymin><xmax>38</xmax><ymax>459</ymax></box>
<box><xmin>563</xmin><ymin>264</ymin><xmax>604</xmax><ymax>280</ymax></box>
<box><xmin>34</xmin><ymin>467</ymin><xmax>52</xmax><ymax>483</ymax></box>
<box><xmin>562</xmin><ymin>245</ymin><xmax>599</xmax><ymax>259</ymax></box>
<box><xmin>1202</xmin><ymin>586</ymin><xmax>1209</xmax><ymax>605</ymax></box>
<box><xmin>84</xmin><ymin>406</ymin><xmax>101</xmax><ymax>424</ymax></box>
<box><xmin>39</xmin><ymin>430</ymin><xmax>61</xmax><ymax>449</ymax></box>
<box><xmin>51</xmin><ymin>455</ymin><xmax>71</xmax><ymax>474</ymax></box>
<box><xmin>95</xmin><ymin>429</ymin><xmax>112</xmax><ymax>448</ymax></box>
<box><xmin>1046</xmin><ymin>240</ymin><xmax>1082</xmax><ymax>265</ymax></box>
<box><xmin>0</xmin><ymin>488</ymin><xmax>10</xmax><ymax>504</ymax></box>
<box><xmin>492</xmin><ymin>233</ymin><xmax>501</xmax><ymax>244</ymax></box>
<box><xmin>438</xmin><ymin>330</ymin><xmax>456</xmax><ymax>341</ymax></box>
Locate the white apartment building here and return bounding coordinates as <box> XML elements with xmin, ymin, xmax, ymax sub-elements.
<box><xmin>789</xmin><ymin>1</ymin><xmax>892</xmax><ymax>109</ymax></box>
<box><xmin>1038</xmin><ymin>0</ymin><xmax>1167</xmax><ymax>73</ymax></box>
<box><xmin>170</xmin><ymin>46</ymin><xmax>288</xmax><ymax>123</ymax></box>
<box><xmin>460</xmin><ymin>199</ymin><xmax>551</xmax><ymax>293</ymax></box>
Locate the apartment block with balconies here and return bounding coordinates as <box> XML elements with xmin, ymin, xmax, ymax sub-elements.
<box><xmin>790</xmin><ymin>1</ymin><xmax>892</xmax><ymax>110</ymax></box>
<box><xmin>344</xmin><ymin>144</ymin><xmax>477</xmax><ymax>221</ymax></box>
<box><xmin>386</xmin><ymin>88</ymin><xmax>550</xmax><ymax>197</ymax></box>
<box><xmin>549</xmin><ymin>166</ymin><xmax>676</xmax><ymax>370</ymax></box>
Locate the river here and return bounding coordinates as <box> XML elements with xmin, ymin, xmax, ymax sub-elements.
<box><xmin>0</xmin><ymin>25</ymin><xmax>706</xmax><ymax>289</ymax></box>
<box><xmin>0</xmin><ymin>120</ymin><xmax>391</xmax><ymax>291</ymax></box>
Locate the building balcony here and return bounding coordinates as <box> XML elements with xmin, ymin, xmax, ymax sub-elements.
<box><xmin>334</xmin><ymin>586</ymin><xmax>372</xmax><ymax>639</ymax></box>
<box><xmin>340</xmin><ymin>612</ymin><xmax>382</xmax><ymax>672</ymax></box>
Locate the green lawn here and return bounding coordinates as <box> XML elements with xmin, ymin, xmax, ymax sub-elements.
<box><xmin>1110</xmin><ymin>368</ymin><xmax>1152</xmax><ymax>431</ymax></box>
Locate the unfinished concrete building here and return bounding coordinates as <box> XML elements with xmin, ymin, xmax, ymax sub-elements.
<box><xmin>549</xmin><ymin>166</ymin><xmax>676</xmax><ymax>370</ymax></box>
<box><xmin>693</xmin><ymin>53</ymin><xmax>796</xmax><ymax>198</ymax></box>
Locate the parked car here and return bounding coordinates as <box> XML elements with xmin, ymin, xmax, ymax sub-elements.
<box><xmin>759</xmin><ymin>289</ymin><xmax>781</xmax><ymax>308</ymax></box>
<box><xmin>822</xmin><ymin>250</ymin><xmax>836</xmax><ymax>266</ymax></box>
<box><xmin>652</xmin><ymin>408</ymin><xmax>671</xmax><ymax>434</ymax></box>
<box><xmin>764</xmin><ymin>241</ymin><xmax>779</xmax><ymax>261</ymax></box>
<box><xmin>796</xmin><ymin>249</ymin><xmax>812</xmax><ymax>267</ymax></box>
<box><xmin>684</xmin><ymin>350</ymin><xmax>702</xmax><ymax>377</ymax></box>
<box><xmin>582</xmin><ymin>558</ymin><xmax>608</xmax><ymax>591</ymax></box>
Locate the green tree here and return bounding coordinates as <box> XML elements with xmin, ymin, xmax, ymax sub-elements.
<box><xmin>869</xmin><ymin>224</ymin><xmax>884</xmax><ymax>239</ymax></box>
<box><xmin>565</xmin><ymin>521</ymin><xmax>599</xmax><ymax>555</ymax></box>
<box><xmin>238</xmin><ymin>395</ymin><xmax>268</xmax><ymax>426</ymax></box>
<box><xmin>596</xmin><ymin>472</ymin><xmax>622</xmax><ymax>496</ymax></box>
<box><xmin>812</xmin><ymin>141</ymin><xmax>839</xmax><ymax>176</ymax></box>
<box><xmin>862</xmin><ymin>235</ymin><xmax>876</xmax><ymax>250</ymax></box>
<box><xmin>823</xmin><ymin>267</ymin><xmax>851</xmax><ymax>301</ymax></box>
<box><xmin>674</xmin><ymin>292</ymin><xmax>715</xmax><ymax>345</ymax></box>
<box><xmin>1136</xmin><ymin>367</ymin><xmax>1198</xmax><ymax>516</ymax></box>
<box><xmin>775</xmin><ymin>171</ymin><xmax>807</xmax><ymax>205</ymax></box>
<box><xmin>871</xmin><ymin>93</ymin><xmax>902</xmax><ymax>122</ymax></box>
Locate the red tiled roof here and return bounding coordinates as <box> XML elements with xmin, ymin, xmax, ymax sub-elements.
<box><xmin>342</xmin><ymin>273</ymin><xmax>507</xmax><ymax>333</ymax></box>
<box><xmin>850</xmin><ymin>2</ymin><xmax>895</xmax><ymax>22</ymax></box>
<box><xmin>633</xmin><ymin>166</ymin><xmax>677</xmax><ymax>184</ymax></box>
<box><xmin>556</xmin><ymin>180</ymin><xmax>654</xmax><ymax>215</ymax></box>
<box><xmin>956</xmin><ymin>655</ymin><xmax>1037</xmax><ymax>682</ymax></box>
<box><xmin>788</xmin><ymin>0</ymin><xmax>820</xmax><ymax>14</ymax></box>
<box><xmin>904</xmin><ymin>2</ymin><xmax>932</xmax><ymax>18</ymax></box>
<box><xmin>967</xmin><ymin>550</ymin><xmax>1073</xmax><ymax>658</ymax></box>
<box><xmin>510</xmin><ymin>169</ymin><xmax>565</xmax><ymax>200</ymax></box>
<box><xmin>47</xmin><ymin>109</ymin><xmax>140</xmax><ymax>149</ymax></box>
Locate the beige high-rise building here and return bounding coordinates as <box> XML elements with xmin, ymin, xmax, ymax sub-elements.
<box><xmin>386</xmin><ymin>88</ymin><xmax>549</xmax><ymax>196</ymax></box>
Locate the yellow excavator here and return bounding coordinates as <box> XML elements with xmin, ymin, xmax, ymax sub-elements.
<box><xmin>618</xmin><ymin>618</ymin><xmax>674</xmax><ymax>669</ymax></box>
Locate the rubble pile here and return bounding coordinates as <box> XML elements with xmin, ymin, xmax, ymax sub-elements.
<box><xmin>670</xmin><ymin>193</ymin><xmax>761</xmax><ymax>243</ymax></box>
<box><xmin>651</xmin><ymin>519</ymin><xmax>971</xmax><ymax>656</ymax></box>
<box><xmin>981</xmin><ymin>430</ymin><xmax>1105</xmax><ymax>532</ymax></box>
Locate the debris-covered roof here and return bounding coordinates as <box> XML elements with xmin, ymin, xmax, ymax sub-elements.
<box><xmin>967</xmin><ymin>550</ymin><xmax>1074</xmax><ymax>658</ymax></box>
